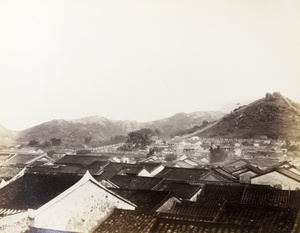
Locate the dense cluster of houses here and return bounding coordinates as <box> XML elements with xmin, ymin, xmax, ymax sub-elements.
<box><xmin>0</xmin><ymin>142</ymin><xmax>300</xmax><ymax>232</ymax></box>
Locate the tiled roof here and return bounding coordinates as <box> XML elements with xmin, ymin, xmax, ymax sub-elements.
<box><xmin>212</xmin><ymin>167</ymin><xmax>237</xmax><ymax>181</ymax></box>
<box><xmin>215</xmin><ymin>203</ymin><xmax>300</xmax><ymax>233</ymax></box>
<box><xmin>122</xmin><ymin>165</ymin><xmax>144</xmax><ymax>175</ymax></box>
<box><xmin>140</xmin><ymin>163</ymin><xmax>162</xmax><ymax>173</ymax></box>
<box><xmin>176</xmin><ymin>161</ymin><xmax>195</xmax><ymax>168</ymax></box>
<box><xmin>40</xmin><ymin>165</ymin><xmax>83</xmax><ymax>174</ymax></box>
<box><xmin>29</xmin><ymin>160</ymin><xmax>49</xmax><ymax>167</ymax></box>
<box><xmin>149</xmin><ymin>218</ymin><xmax>261</xmax><ymax>233</ymax></box>
<box><xmin>276</xmin><ymin>167</ymin><xmax>300</xmax><ymax>182</ymax></box>
<box><xmin>155</xmin><ymin>167</ymin><xmax>208</xmax><ymax>181</ymax></box>
<box><xmin>93</xmin><ymin>209</ymin><xmax>214</xmax><ymax>233</ymax></box>
<box><xmin>103</xmin><ymin>162</ymin><xmax>127</xmax><ymax>173</ymax></box>
<box><xmin>0</xmin><ymin>208</ymin><xmax>25</xmax><ymax>217</ymax></box>
<box><xmin>153</xmin><ymin>180</ymin><xmax>201</xmax><ymax>199</ymax></box>
<box><xmin>26</xmin><ymin>166</ymin><xmax>50</xmax><ymax>174</ymax></box>
<box><xmin>196</xmin><ymin>184</ymin><xmax>246</xmax><ymax>207</ymax></box>
<box><xmin>4</xmin><ymin>153</ymin><xmax>43</xmax><ymax>166</ymax></box>
<box><xmin>93</xmin><ymin>171</ymin><xmax>117</xmax><ymax>181</ymax></box>
<box><xmin>241</xmin><ymin>186</ymin><xmax>300</xmax><ymax>209</ymax></box>
<box><xmin>55</xmin><ymin>155</ymin><xmax>109</xmax><ymax>166</ymax></box>
<box><xmin>93</xmin><ymin>209</ymin><xmax>158</xmax><ymax>233</ymax></box>
<box><xmin>231</xmin><ymin>165</ymin><xmax>262</xmax><ymax>177</ymax></box>
<box><xmin>0</xmin><ymin>173</ymin><xmax>81</xmax><ymax>210</ymax></box>
<box><xmin>247</xmin><ymin>158</ymin><xmax>282</xmax><ymax>169</ymax></box>
<box><xmin>109</xmin><ymin>175</ymin><xmax>164</xmax><ymax>190</ymax></box>
<box><xmin>0</xmin><ymin>166</ymin><xmax>25</xmax><ymax>180</ymax></box>
<box><xmin>57</xmin><ymin>165</ymin><xmax>82</xmax><ymax>174</ymax></box>
<box><xmin>108</xmin><ymin>188</ymin><xmax>173</xmax><ymax>211</ymax></box>
<box><xmin>197</xmin><ymin>183</ymin><xmax>300</xmax><ymax>209</ymax></box>
<box><xmin>170</xmin><ymin>203</ymin><xmax>219</xmax><ymax>219</ymax></box>
<box><xmin>76</xmin><ymin>161</ymin><xmax>108</xmax><ymax>175</ymax></box>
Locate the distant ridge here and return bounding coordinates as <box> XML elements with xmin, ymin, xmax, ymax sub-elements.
<box><xmin>194</xmin><ymin>92</ymin><xmax>300</xmax><ymax>140</ymax></box>
<box><xmin>15</xmin><ymin>111</ymin><xmax>225</xmax><ymax>146</ymax></box>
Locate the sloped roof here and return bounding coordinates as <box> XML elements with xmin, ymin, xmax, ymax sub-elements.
<box><xmin>76</xmin><ymin>161</ymin><xmax>108</xmax><ymax>175</ymax></box>
<box><xmin>215</xmin><ymin>203</ymin><xmax>300</xmax><ymax>233</ymax></box>
<box><xmin>212</xmin><ymin>167</ymin><xmax>237</xmax><ymax>180</ymax></box>
<box><xmin>26</xmin><ymin>166</ymin><xmax>50</xmax><ymax>174</ymax></box>
<box><xmin>122</xmin><ymin>165</ymin><xmax>144</xmax><ymax>175</ymax></box>
<box><xmin>241</xmin><ymin>185</ymin><xmax>300</xmax><ymax>209</ymax></box>
<box><xmin>93</xmin><ymin>209</ymin><xmax>214</xmax><ymax>233</ymax></box>
<box><xmin>103</xmin><ymin>162</ymin><xmax>127</xmax><ymax>173</ymax></box>
<box><xmin>223</xmin><ymin>159</ymin><xmax>250</xmax><ymax>171</ymax></box>
<box><xmin>175</xmin><ymin>160</ymin><xmax>195</xmax><ymax>168</ymax></box>
<box><xmin>55</xmin><ymin>155</ymin><xmax>108</xmax><ymax>166</ymax></box>
<box><xmin>231</xmin><ymin>164</ymin><xmax>262</xmax><ymax>177</ymax></box>
<box><xmin>140</xmin><ymin>163</ymin><xmax>163</xmax><ymax>173</ymax></box>
<box><xmin>109</xmin><ymin>175</ymin><xmax>163</xmax><ymax>190</ymax></box>
<box><xmin>3</xmin><ymin>153</ymin><xmax>44</xmax><ymax>166</ymax></box>
<box><xmin>153</xmin><ymin>180</ymin><xmax>201</xmax><ymax>199</ymax></box>
<box><xmin>93</xmin><ymin>209</ymin><xmax>158</xmax><ymax>233</ymax></box>
<box><xmin>155</xmin><ymin>167</ymin><xmax>208</xmax><ymax>181</ymax></box>
<box><xmin>197</xmin><ymin>183</ymin><xmax>300</xmax><ymax>209</ymax></box>
<box><xmin>0</xmin><ymin>166</ymin><xmax>25</xmax><ymax>180</ymax></box>
<box><xmin>108</xmin><ymin>188</ymin><xmax>173</xmax><ymax>211</ymax></box>
<box><xmin>199</xmin><ymin>168</ymin><xmax>237</xmax><ymax>182</ymax></box>
<box><xmin>0</xmin><ymin>173</ymin><xmax>81</xmax><ymax>210</ymax></box>
<box><xmin>275</xmin><ymin>167</ymin><xmax>300</xmax><ymax>182</ymax></box>
<box><xmin>196</xmin><ymin>184</ymin><xmax>246</xmax><ymax>207</ymax></box>
<box><xmin>149</xmin><ymin>218</ymin><xmax>261</xmax><ymax>233</ymax></box>
<box><xmin>170</xmin><ymin>203</ymin><xmax>219</xmax><ymax>219</ymax></box>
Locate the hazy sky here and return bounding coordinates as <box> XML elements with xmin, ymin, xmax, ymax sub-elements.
<box><xmin>1</xmin><ymin>0</ymin><xmax>300</xmax><ymax>131</ymax></box>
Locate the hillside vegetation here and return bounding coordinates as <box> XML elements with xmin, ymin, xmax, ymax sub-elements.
<box><xmin>15</xmin><ymin>111</ymin><xmax>224</xmax><ymax>147</ymax></box>
<box><xmin>195</xmin><ymin>92</ymin><xmax>300</xmax><ymax>140</ymax></box>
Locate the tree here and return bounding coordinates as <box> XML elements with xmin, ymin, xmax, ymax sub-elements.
<box><xmin>209</xmin><ymin>145</ymin><xmax>228</xmax><ymax>163</ymax></box>
<box><xmin>126</xmin><ymin>128</ymin><xmax>154</xmax><ymax>149</ymax></box>
<box><xmin>50</xmin><ymin>138</ymin><xmax>62</xmax><ymax>146</ymax></box>
<box><xmin>202</xmin><ymin>120</ymin><xmax>209</xmax><ymax>127</ymax></box>
<box><xmin>165</xmin><ymin>154</ymin><xmax>177</xmax><ymax>162</ymax></box>
<box><xmin>84</xmin><ymin>136</ymin><xmax>93</xmax><ymax>145</ymax></box>
<box><xmin>28</xmin><ymin>140</ymin><xmax>39</xmax><ymax>146</ymax></box>
<box><xmin>40</xmin><ymin>141</ymin><xmax>51</xmax><ymax>148</ymax></box>
<box><xmin>147</xmin><ymin>146</ymin><xmax>165</xmax><ymax>157</ymax></box>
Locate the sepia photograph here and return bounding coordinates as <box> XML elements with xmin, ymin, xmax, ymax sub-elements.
<box><xmin>0</xmin><ymin>0</ymin><xmax>300</xmax><ymax>232</ymax></box>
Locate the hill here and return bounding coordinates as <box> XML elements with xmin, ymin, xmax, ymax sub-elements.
<box><xmin>15</xmin><ymin>111</ymin><xmax>224</xmax><ymax>147</ymax></box>
<box><xmin>194</xmin><ymin>92</ymin><xmax>300</xmax><ymax>140</ymax></box>
<box><xmin>0</xmin><ymin>124</ymin><xmax>15</xmax><ymax>148</ymax></box>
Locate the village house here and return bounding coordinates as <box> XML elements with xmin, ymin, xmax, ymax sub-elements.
<box><xmin>108</xmin><ymin>188</ymin><xmax>180</xmax><ymax>212</ymax></box>
<box><xmin>153</xmin><ymin>180</ymin><xmax>202</xmax><ymax>201</ymax></box>
<box><xmin>108</xmin><ymin>175</ymin><xmax>164</xmax><ymax>190</ymax></box>
<box><xmin>1</xmin><ymin>153</ymin><xmax>55</xmax><ymax>167</ymax></box>
<box><xmin>140</xmin><ymin>162</ymin><xmax>164</xmax><ymax>176</ymax></box>
<box><xmin>0</xmin><ymin>171</ymin><xmax>136</xmax><ymax>232</ymax></box>
<box><xmin>251</xmin><ymin>167</ymin><xmax>300</xmax><ymax>190</ymax></box>
<box><xmin>93</xmin><ymin>208</ymin><xmax>288</xmax><ymax>233</ymax></box>
<box><xmin>155</xmin><ymin>167</ymin><xmax>209</xmax><ymax>182</ymax></box>
<box><xmin>230</xmin><ymin>164</ymin><xmax>262</xmax><ymax>183</ymax></box>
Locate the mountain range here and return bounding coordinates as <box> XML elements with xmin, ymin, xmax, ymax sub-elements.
<box><xmin>1</xmin><ymin>92</ymin><xmax>300</xmax><ymax>148</ymax></box>
<box><xmin>13</xmin><ymin>111</ymin><xmax>225</xmax><ymax>147</ymax></box>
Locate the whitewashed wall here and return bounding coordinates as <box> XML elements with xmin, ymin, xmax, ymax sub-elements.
<box><xmin>251</xmin><ymin>171</ymin><xmax>300</xmax><ymax>190</ymax></box>
<box><xmin>30</xmin><ymin>181</ymin><xmax>135</xmax><ymax>233</ymax></box>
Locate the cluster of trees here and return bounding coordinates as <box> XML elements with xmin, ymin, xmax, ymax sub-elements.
<box><xmin>28</xmin><ymin>138</ymin><xmax>62</xmax><ymax>148</ymax></box>
<box><xmin>118</xmin><ymin>128</ymin><xmax>155</xmax><ymax>151</ymax></box>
